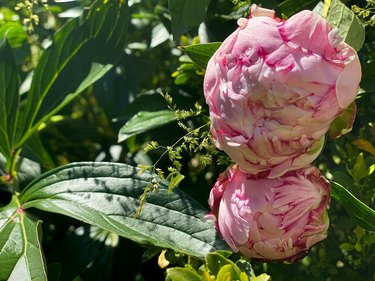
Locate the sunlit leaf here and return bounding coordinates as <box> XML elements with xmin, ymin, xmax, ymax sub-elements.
<box><xmin>166</xmin><ymin>267</ymin><xmax>203</xmax><ymax>281</ymax></box>
<box><xmin>325</xmin><ymin>0</ymin><xmax>365</xmax><ymax>51</ymax></box>
<box><xmin>331</xmin><ymin>181</ymin><xmax>375</xmax><ymax>232</ymax></box>
<box><xmin>181</xmin><ymin>43</ymin><xmax>221</xmax><ymax>69</ymax></box>
<box><xmin>16</xmin><ymin>0</ymin><xmax>129</xmax><ymax>148</ymax></box>
<box><xmin>118</xmin><ymin>110</ymin><xmax>176</xmax><ymax>142</ymax></box>
<box><xmin>0</xmin><ymin>22</ymin><xmax>27</xmax><ymax>48</ymax></box>
<box><xmin>0</xmin><ymin>196</ymin><xmax>47</xmax><ymax>281</ymax></box>
<box><xmin>151</xmin><ymin>23</ymin><xmax>170</xmax><ymax>48</ymax></box>
<box><xmin>252</xmin><ymin>273</ymin><xmax>271</xmax><ymax>281</ymax></box>
<box><xmin>20</xmin><ymin>162</ymin><xmax>230</xmax><ymax>258</ymax></box>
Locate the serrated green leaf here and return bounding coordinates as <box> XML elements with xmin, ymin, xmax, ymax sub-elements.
<box><xmin>0</xmin><ymin>196</ymin><xmax>47</xmax><ymax>281</ymax></box>
<box><xmin>331</xmin><ymin>181</ymin><xmax>375</xmax><ymax>232</ymax></box>
<box><xmin>19</xmin><ymin>162</ymin><xmax>229</xmax><ymax>258</ymax></box>
<box><xmin>325</xmin><ymin>0</ymin><xmax>365</xmax><ymax>51</ymax></box>
<box><xmin>166</xmin><ymin>267</ymin><xmax>203</xmax><ymax>281</ymax></box>
<box><xmin>169</xmin><ymin>0</ymin><xmax>211</xmax><ymax>39</ymax></box>
<box><xmin>181</xmin><ymin>43</ymin><xmax>221</xmax><ymax>69</ymax></box>
<box><xmin>0</xmin><ymin>36</ymin><xmax>20</xmax><ymax>160</ymax></box>
<box><xmin>118</xmin><ymin>110</ymin><xmax>177</xmax><ymax>143</ymax></box>
<box><xmin>16</xmin><ymin>0</ymin><xmax>129</xmax><ymax>148</ymax></box>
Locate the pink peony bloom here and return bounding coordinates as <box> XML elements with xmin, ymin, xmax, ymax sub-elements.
<box><xmin>208</xmin><ymin>165</ymin><xmax>330</xmax><ymax>261</ymax></box>
<box><xmin>204</xmin><ymin>5</ymin><xmax>361</xmax><ymax>178</ymax></box>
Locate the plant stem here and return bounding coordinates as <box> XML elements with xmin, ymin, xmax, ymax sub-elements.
<box><xmin>8</xmin><ymin>147</ymin><xmax>22</xmax><ymax>193</ymax></box>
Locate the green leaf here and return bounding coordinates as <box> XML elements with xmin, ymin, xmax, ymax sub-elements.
<box><xmin>0</xmin><ymin>153</ymin><xmax>41</xmax><ymax>191</ymax></box>
<box><xmin>235</xmin><ymin>259</ymin><xmax>254</xmax><ymax>279</ymax></box>
<box><xmin>252</xmin><ymin>273</ymin><xmax>271</xmax><ymax>281</ymax></box>
<box><xmin>0</xmin><ymin>196</ymin><xmax>47</xmax><ymax>281</ymax></box>
<box><xmin>0</xmin><ymin>8</ymin><xmax>28</xmax><ymax>48</ymax></box>
<box><xmin>350</xmin><ymin>153</ymin><xmax>368</xmax><ymax>183</ymax></box>
<box><xmin>0</xmin><ymin>36</ymin><xmax>20</xmax><ymax>160</ymax></box>
<box><xmin>167</xmin><ymin>172</ymin><xmax>185</xmax><ymax>191</ymax></box>
<box><xmin>17</xmin><ymin>0</ymin><xmax>129</xmax><ymax>148</ymax></box>
<box><xmin>118</xmin><ymin>110</ymin><xmax>177</xmax><ymax>142</ymax></box>
<box><xmin>276</xmin><ymin>0</ymin><xmax>320</xmax><ymax>17</ymax></box>
<box><xmin>181</xmin><ymin>43</ymin><xmax>221</xmax><ymax>69</ymax></box>
<box><xmin>328</xmin><ymin>102</ymin><xmax>356</xmax><ymax>139</ymax></box>
<box><xmin>166</xmin><ymin>267</ymin><xmax>203</xmax><ymax>281</ymax></box>
<box><xmin>325</xmin><ymin>0</ymin><xmax>365</xmax><ymax>51</ymax></box>
<box><xmin>23</xmin><ymin>133</ymin><xmax>56</xmax><ymax>171</ymax></box>
<box><xmin>216</xmin><ymin>264</ymin><xmax>239</xmax><ymax>281</ymax></box>
<box><xmin>0</xmin><ymin>22</ymin><xmax>28</xmax><ymax>49</ymax></box>
<box><xmin>206</xmin><ymin>252</ymin><xmax>239</xmax><ymax>277</ymax></box>
<box><xmin>331</xmin><ymin>181</ymin><xmax>375</xmax><ymax>232</ymax></box>
<box><xmin>352</xmin><ymin>139</ymin><xmax>375</xmax><ymax>157</ymax></box>
<box><xmin>47</xmin><ymin>225</ymin><xmax>118</xmax><ymax>281</ymax></box>
<box><xmin>169</xmin><ymin>0</ymin><xmax>211</xmax><ymax>39</ymax></box>
<box><xmin>339</xmin><ymin>242</ymin><xmax>355</xmax><ymax>251</ymax></box>
<box><xmin>47</xmin><ymin>263</ymin><xmax>61</xmax><ymax>281</ymax></box>
<box><xmin>206</xmin><ymin>252</ymin><xmax>251</xmax><ymax>280</ymax></box>
<box><xmin>151</xmin><ymin>23</ymin><xmax>171</xmax><ymax>48</ymax></box>
<box><xmin>20</xmin><ymin>162</ymin><xmax>229</xmax><ymax>258</ymax></box>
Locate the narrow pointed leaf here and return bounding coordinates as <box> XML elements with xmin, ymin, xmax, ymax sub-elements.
<box><xmin>20</xmin><ymin>162</ymin><xmax>229</xmax><ymax>258</ymax></box>
<box><xmin>181</xmin><ymin>43</ymin><xmax>221</xmax><ymax>69</ymax></box>
<box><xmin>0</xmin><ymin>36</ymin><xmax>20</xmax><ymax>160</ymax></box>
<box><xmin>118</xmin><ymin>110</ymin><xmax>176</xmax><ymax>142</ymax></box>
<box><xmin>17</xmin><ymin>0</ymin><xmax>129</xmax><ymax>147</ymax></box>
<box><xmin>331</xmin><ymin>181</ymin><xmax>375</xmax><ymax>232</ymax></box>
<box><xmin>0</xmin><ymin>197</ymin><xmax>47</xmax><ymax>281</ymax></box>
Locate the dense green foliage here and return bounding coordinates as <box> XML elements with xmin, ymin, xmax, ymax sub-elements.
<box><xmin>0</xmin><ymin>0</ymin><xmax>374</xmax><ymax>280</ymax></box>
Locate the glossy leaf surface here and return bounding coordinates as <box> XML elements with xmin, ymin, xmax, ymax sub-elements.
<box><xmin>20</xmin><ymin>162</ymin><xmax>229</xmax><ymax>258</ymax></box>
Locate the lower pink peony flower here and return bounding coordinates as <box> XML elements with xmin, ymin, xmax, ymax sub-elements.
<box><xmin>204</xmin><ymin>5</ymin><xmax>361</xmax><ymax>178</ymax></box>
<box><xmin>208</xmin><ymin>165</ymin><xmax>330</xmax><ymax>261</ymax></box>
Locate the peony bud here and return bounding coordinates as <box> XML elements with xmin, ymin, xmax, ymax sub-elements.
<box><xmin>208</xmin><ymin>165</ymin><xmax>330</xmax><ymax>261</ymax></box>
<box><xmin>204</xmin><ymin>6</ymin><xmax>361</xmax><ymax>178</ymax></box>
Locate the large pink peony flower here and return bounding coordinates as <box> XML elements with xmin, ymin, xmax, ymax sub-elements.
<box><xmin>208</xmin><ymin>165</ymin><xmax>330</xmax><ymax>261</ymax></box>
<box><xmin>204</xmin><ymin>5</ymin><xmax>361</xmax><ymax>178</ymax></box>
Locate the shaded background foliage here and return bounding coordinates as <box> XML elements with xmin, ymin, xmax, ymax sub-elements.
<box><xmin>0</xmin><ymin>0</ymin><xmax>374</xmax><ymax>280</ymax></box>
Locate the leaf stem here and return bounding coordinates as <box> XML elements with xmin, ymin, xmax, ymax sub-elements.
<box><xmin>9</xmin><ymin>147</ymin><xmax>22</xmax><ymax>193</ymax></box>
